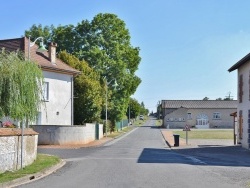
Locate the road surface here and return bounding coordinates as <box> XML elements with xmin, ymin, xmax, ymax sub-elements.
<box><xmin>17</xmin><ymin>118</ymin><xmax>250</xmax><ymax>188</ymax></box>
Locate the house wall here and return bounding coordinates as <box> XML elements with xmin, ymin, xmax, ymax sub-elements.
<box><xmin>33</xmin><ymin>123</ymin><xmax>103</xmax><ymax>145</ymax></box>
<box><xmin>38</xmin><ymin>71</ymin><xmax>73</xmax><ymax>125</ymax></box>
<box><xmin>163</xmin><ymin>108</ymin><xmax>236</xmax><ymax>129</ymax></box>
<box><xmin>238</xmin><ymin>62</ymin><xmax>250</xmax><ymax>148</ymax></box>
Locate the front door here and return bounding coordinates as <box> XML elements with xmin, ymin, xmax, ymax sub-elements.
<box><xmin>196</xmin><ymin>114</ymin><xmax>209</xmax><ymax>128</ymax></box>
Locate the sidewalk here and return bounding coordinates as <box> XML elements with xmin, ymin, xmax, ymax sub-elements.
<box><xmin>161</xmin><ymin>129</ymin><xmax>186</xmax><ymax>148</ymax></box>
<box><xmin>160</xmin><ymin>129</ymin><xmax>235</xmax><ymax>149</ymax></box>
<box><xmin>38</xmin><ymin>137</ymin><xmax>113</xmax><ymax>149</ymax></box>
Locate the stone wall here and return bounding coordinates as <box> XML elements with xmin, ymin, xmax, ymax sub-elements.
<box><xmin>33</xmin><ymin>123</ymin><xmax>103</xmax><ymax>145</ymax></box>
<box><xmin>0</xmin><ymin>128</ymin><xmax>38</xmax><ymax>173</ymax></box>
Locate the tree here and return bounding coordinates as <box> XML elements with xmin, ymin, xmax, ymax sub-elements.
<box><xmin>25</xmin><ymin>13</ymin><xmax>142</xmax><ymax>128</ymax></box>
<box><xmin>0</xmin><ymin>50</ymin><xmax>44</xmax><ymax>123</ymax></box>
<box><xmin>78</xmin><ymin>13</ymin><xmax>141</xmax><ymax>127</ymax></box>
<box><xmin>203</xmin><ymin>97</ymin><xmax>209</xmax><ymax>100</ymax></box>
<box><xmin>58</xmin><ymin>51</ymin><xmax>103</xmax><ymax>124</ymax></box>
<box><xmin>126</xmin><ymin>98</ymin><xmax>141</xmax><ymax>119</ymax></box>
<box><xmin>216</xmin><ymin>98</ymin><xmax>222</xmax><ymax>100</ymax></box>
<box><xmin>25</xmin><ymin>24</ymin><xmax>54</xmax><ymax>46</ymax></box>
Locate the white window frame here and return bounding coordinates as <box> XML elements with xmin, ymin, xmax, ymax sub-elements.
<box><xmin>42</xmin><ymin>82</ymin><xmax>49</xmax><ymax>101</ymax></box>
<box><xmin>213</xmin><ymin>112</ymin><xmax>221</xmax><ymax>119</ymax></box>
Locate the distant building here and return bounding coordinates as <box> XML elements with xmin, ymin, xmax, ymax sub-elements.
<box><xmin>228</xmin><ymin>52</ymin><xmax>250</xmax><ymax>149</ymax></box>
<box><xmin>161</xmin><ymin>100</ymin><xmax>237</xmax><ymax>129</ymax></box>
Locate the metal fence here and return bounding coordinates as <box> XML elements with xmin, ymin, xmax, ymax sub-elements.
<box><xmin>115</xmin><ymin>119</ymin><xmax>129</xmax><ymax>131</ymax></box>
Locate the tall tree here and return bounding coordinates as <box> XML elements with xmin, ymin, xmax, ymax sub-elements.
<box><xmin>81</xmin><ymin>13</ymin><xmax>141</xmax><ymax>127</ymax></box>
<box><xmin>58</xmin><ymin>51</ymin><xmax>103</xmax><ymax>124</ymax></box>
<box><xmin>0</xmin><ymin>50</ymin><xmax>44</xmax><ymax>123</ymax></box>
<box><xmin>25</xmin><ymin>13</ymin><xmax>142</xmax><ymax>128</ymax></box>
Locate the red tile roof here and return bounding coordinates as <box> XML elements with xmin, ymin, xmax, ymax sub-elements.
<box><xmin>0</xmin><ymin>37</ymin><xmax>80</xmax><ymax>76</ymax></box>
<box><xmin>162</xmin><ymin>100</ymin><xmax>237</xmax><ymax>109</ymax></box>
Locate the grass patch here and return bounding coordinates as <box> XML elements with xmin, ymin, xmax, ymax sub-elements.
<box><xmin>155</xmin><ymin>119</ymin><xmax>162</xmax><ymax>126</ymax></box>
<box><xmin>0</xmin><ymin>154</ymin><xmax>60</xmax><ymax>184</ymax></box>
<box><xmin>108</xmin><ymin>125</ymin><xmax>134</xmax><ymax>138</ymax></box>
<box><xmin>173</xmin><ymin>129</ymin><xmax>234</xmax><ymax>139</ymax></box>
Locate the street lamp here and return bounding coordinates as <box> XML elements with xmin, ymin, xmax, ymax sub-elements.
<box><xmin>28</xmin><ymin>36</ymin><xmax>47</xmax><ymax>60</ymax></box>
<box><xmin>105</xmin><ymin>77</ymin><xmax>118</xmax><ymax>137</ymax></box>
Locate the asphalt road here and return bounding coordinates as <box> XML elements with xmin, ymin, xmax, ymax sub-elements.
<box><xmin>17</xmin><ymin>118</ymin><xmax>250</xmax><ymax>188</ymax></box>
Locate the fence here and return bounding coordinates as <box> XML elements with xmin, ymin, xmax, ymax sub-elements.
<box><xmin>115</xmin><ymin>119</ymin><xmax>130</xmax><ymax>131</ymax></box>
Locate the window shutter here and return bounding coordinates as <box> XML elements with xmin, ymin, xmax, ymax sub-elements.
<box><xmin>239</xmin><ymin>74</ymin><xmax>243</xmax><ymax>103</ymax></box>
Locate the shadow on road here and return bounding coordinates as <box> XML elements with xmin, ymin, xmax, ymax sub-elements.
<box><xmin>137</xmin><ymin>146</ymin><xmax>250</xmax><ymax>167</ymax></box>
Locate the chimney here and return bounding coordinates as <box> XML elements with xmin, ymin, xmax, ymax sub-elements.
<box><xmin>48</xmin><ymin>42</ymin><xmax>57</xmax><ymax>64</ymax></box>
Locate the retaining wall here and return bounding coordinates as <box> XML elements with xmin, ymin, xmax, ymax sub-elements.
<box><xmin>33</xmin><ymin>123</ymin><xmax>103</xmax><ymax>145</ymax></box>
<box><xmin>0</xmin><ymin>128</ymin><xmax>38</xmax><ymax>173</ymax></box>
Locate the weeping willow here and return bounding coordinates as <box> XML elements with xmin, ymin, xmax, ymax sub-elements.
<box><xmin>0</xmin><ymin>50</ymin><xmax>44</xmax><ymax>123</ymax></box>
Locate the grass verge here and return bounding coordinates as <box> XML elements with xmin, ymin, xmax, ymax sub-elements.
<box><xmin>0</xmin><ymin>154</ymin><xmax>60</xmax><ymax>184</ymax></box>
<box><xmin>108</xmin><ymin>125</ymin><xmax>135</xmax><ymax>138</ymax></box>
<box><xmin>173</xmin><ymin>129</ymin><xmax>234</xmax><ymax>139</ymax></box>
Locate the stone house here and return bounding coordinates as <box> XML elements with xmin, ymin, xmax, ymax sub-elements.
<box><xmin>0</xmin><ymin>37</ymin><xmax>80</xmax><ymax>126</ymax></box>
<box><xmin>161</xmin><ymin>100</ymin><xmax>237</xmax><ymax>129</ymax></box>
<box><xmin>228</xmin><ymin>52</ymin><xmax>250</xmax><ymax>149</ymax></box>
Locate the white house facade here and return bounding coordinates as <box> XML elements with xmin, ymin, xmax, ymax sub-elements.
<box><xmin>37</xmin><ymin>71</ymin><xmax>73</xmax><ymax>125</ymax></box>
<box><xmin>229</xmin><ymin>53</ymin><xmax>250</xmax><ymax>149</ymax></box>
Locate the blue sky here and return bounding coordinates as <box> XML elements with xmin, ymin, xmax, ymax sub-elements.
<box><xmin>1</xmin><ymin>0</ymin><xmax>250</xmax><ymax>112</ymax></box>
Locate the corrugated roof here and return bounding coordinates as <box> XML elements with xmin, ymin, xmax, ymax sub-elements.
<box><xmin>228</xmin><ymin>52</ymin><xmax>250</xmax><ymax>72</ymax></box>
<box><xmin>162</xmin><ymin>100</ymin><xmax>237</xmax><ymax>109</ymax></box>
<box><xmin>0</xmin><ymin>37</ymin><xmax>80</xmax><ymax>76</ymax></box>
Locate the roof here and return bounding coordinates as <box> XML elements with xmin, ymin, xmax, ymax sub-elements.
<box><xmin>161</xmin><ymin>100</ymin><xmax>237</xmax><ymax>109</ymax></box>
<box><xmin>0</xmin><ymin>37</ymin><xmax>80</xmax><ymax>76</ymax></box>
<box><xmin>228</xmin><ymin>52</ymin><xmax>250</xmax><ymax>72</ymax></box>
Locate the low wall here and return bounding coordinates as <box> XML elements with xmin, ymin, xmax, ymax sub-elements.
<box><xmin>33</xmin><ymin>123</ymin><xmax>103</xmax><ymax>145</ymax></box>
<box><xmin>0</xmin><ymin>128</ymin><xmax>38</xmax><ymax>173</ymax></box>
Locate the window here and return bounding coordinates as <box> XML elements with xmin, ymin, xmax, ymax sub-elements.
<box><xmin>213</xmin><ymin>112</ymin><xmax>221</xmax><ymax>119</ymax></box>
<box><xmin>42</xmin><ymin>82</ymin><xmax>49</xmax><ymax>101</ymax></box>
<box><xmin>187</xmin><ymin>113</ymin><xmax>192</xmax><ymax>120</ymax></box>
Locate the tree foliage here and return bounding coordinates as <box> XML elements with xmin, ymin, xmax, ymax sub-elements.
<box><xmin>126</xmin><ymin>98</ymin><xmax>149</xmax><ymax>119</ymax></box>
<box><xmin>126</xmin><ymin>98</ymin><xmax>141</xmax><ymax>119</ymax></box>
<box><xmin>0</xmin><ymin>50</ymin><xmax>44</xmax><ymax>122</ymax></box>
<box><xmin>58</xmin><ymin>51</ymin><xmax>103</xmax><ymax>124</ymax></box>
<box><xmin>25</xmin><ymin>13</ymin><xmax>142</xmax><ymax>126</ymax></box>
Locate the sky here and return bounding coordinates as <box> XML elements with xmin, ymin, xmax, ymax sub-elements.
<box><xmin>1</xmin><ymin>0</ymin><xmax>250</xmax><ymax>112</ymax></box>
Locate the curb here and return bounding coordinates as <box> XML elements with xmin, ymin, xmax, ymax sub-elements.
<box><xmin>0</xmin><ymin>159</ymin><xmax>66</xmax><ymax>188</ymax></box>
<box><xmin>160</xmin><ymin>129</ymin><xmax>172</xmax><ymax>148</ymax></box>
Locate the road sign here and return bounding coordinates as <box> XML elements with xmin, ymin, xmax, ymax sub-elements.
<box><xmin>183</xmin><ymin>125</ymin><xmax>191</xmax><ymax>131</ymax></box>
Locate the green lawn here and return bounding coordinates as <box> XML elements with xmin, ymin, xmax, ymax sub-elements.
<box><xmin>173</xmin><ymin>129</ymin><xmax>234</xmax><ymax>139</ymax></box>
<box><xmin>0</xmin><ymin>154</ymin><xmax>60</xmax><ymax>184</ymax></box>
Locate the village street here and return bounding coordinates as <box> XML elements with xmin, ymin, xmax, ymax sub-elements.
<box><xmin>18</xmin><ymin>118</ymin><xmax>250</xmax><ymax>188</ymax></box>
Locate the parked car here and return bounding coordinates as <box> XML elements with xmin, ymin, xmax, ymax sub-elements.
<box><xmin>139</xmin><ymin>115</ymin><xmax>144</xmax><ymax>120</ymax></box>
